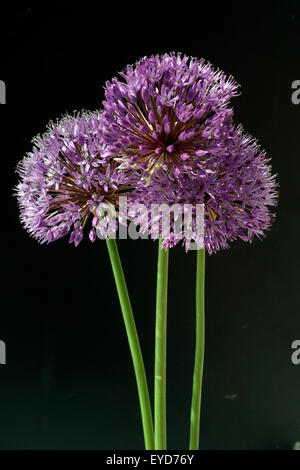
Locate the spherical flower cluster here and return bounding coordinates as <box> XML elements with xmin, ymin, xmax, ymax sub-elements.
<box><xmin>15</xmin><ymin>112</ymin><xmax>132</xmax><ymax>246</ymax></box>
<box><xmin>101</xmin><ymin>52</ymin><xmax>239</xmax><ymax>182</ymax></box>
<box><xmin>129</xmin><ymin>125</ymin><xmax>278</xmax><ymax>253</ymax></box>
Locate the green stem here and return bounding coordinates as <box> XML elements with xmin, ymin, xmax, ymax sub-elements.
<box><xmin>154</xmin><ymin>239</ymin><xmax>169</xmax><ymax>450</ymax></box>
<box><xmin>105</xmin><ymin>238</ymin><xmax>154</xmax><ymax>450</ymax></box>
<box><xmin>189</xmin><ymin>248</ymin><xmax>205</xmax><ymax>450</ymax></box>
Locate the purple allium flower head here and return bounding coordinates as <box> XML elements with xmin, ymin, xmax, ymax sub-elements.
<box><xmin>101</xmin><ymin>52</ymin><xmax>239</xmax><ymax>182</ymax></box>
<box><xmin>15</xmin><ymin>112</ymin><xmax>132</xmax><ymax>246</ymax></box>
<box><xmin>130</xmin><ymin>125</ymin><xmax>278</xmax><ymax>254</ymax></box>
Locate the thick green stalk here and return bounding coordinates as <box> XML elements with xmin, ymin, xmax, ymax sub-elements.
<box><xmin>106</xmin><ymin>238</ymin><xmax>154</xmax><ymax>450</ymax></box>
<box><xmin>154</xmin><ymin>239</ymin><xmax>169</xmax><ymax>450</ymax></box>
<box><xmin>189</xmin><ymin>248</ymin><xmax>205</xmax><ymax>450</ymax></box>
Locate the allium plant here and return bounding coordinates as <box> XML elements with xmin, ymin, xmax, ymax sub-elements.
<box><xmin>15</xmin><ymin>52</ymin><xmax>278</xmax><ymax>451</ymax></box>
<box><xmin>15</xmin><ymin>111</ymin><xmax>155</xmax><ymax>449</ymax></box>
<box><xmin>101</xmin><ymin>52</ymin><xmax>278</xmax><ymax>449</ymax></box>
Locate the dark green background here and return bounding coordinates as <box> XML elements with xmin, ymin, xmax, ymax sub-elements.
<box><xmin>1</xmin><ymin>1</ymin><xmax>299</xmax><ymax>450</ymax></box>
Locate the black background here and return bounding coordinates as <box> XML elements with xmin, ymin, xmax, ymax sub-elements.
<box><xmin>0</xmin><ymin>1</ymin><xmax>299</xmax><ymax>450</ymax></box>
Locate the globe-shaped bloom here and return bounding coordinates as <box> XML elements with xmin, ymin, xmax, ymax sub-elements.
<box><xmin>101</xmin><ymin>52</ymin><xmax>240</xmax><ymax>182</ymax></box>
<box><xmin>129</xmin><ymin>125</ymin><xmax>278</xmax><ymax>253</ymax></box>
<box><xmin>15</xmin><ymin>112</ymin><xmax>132</xmax><ymax>246</ymax></box>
